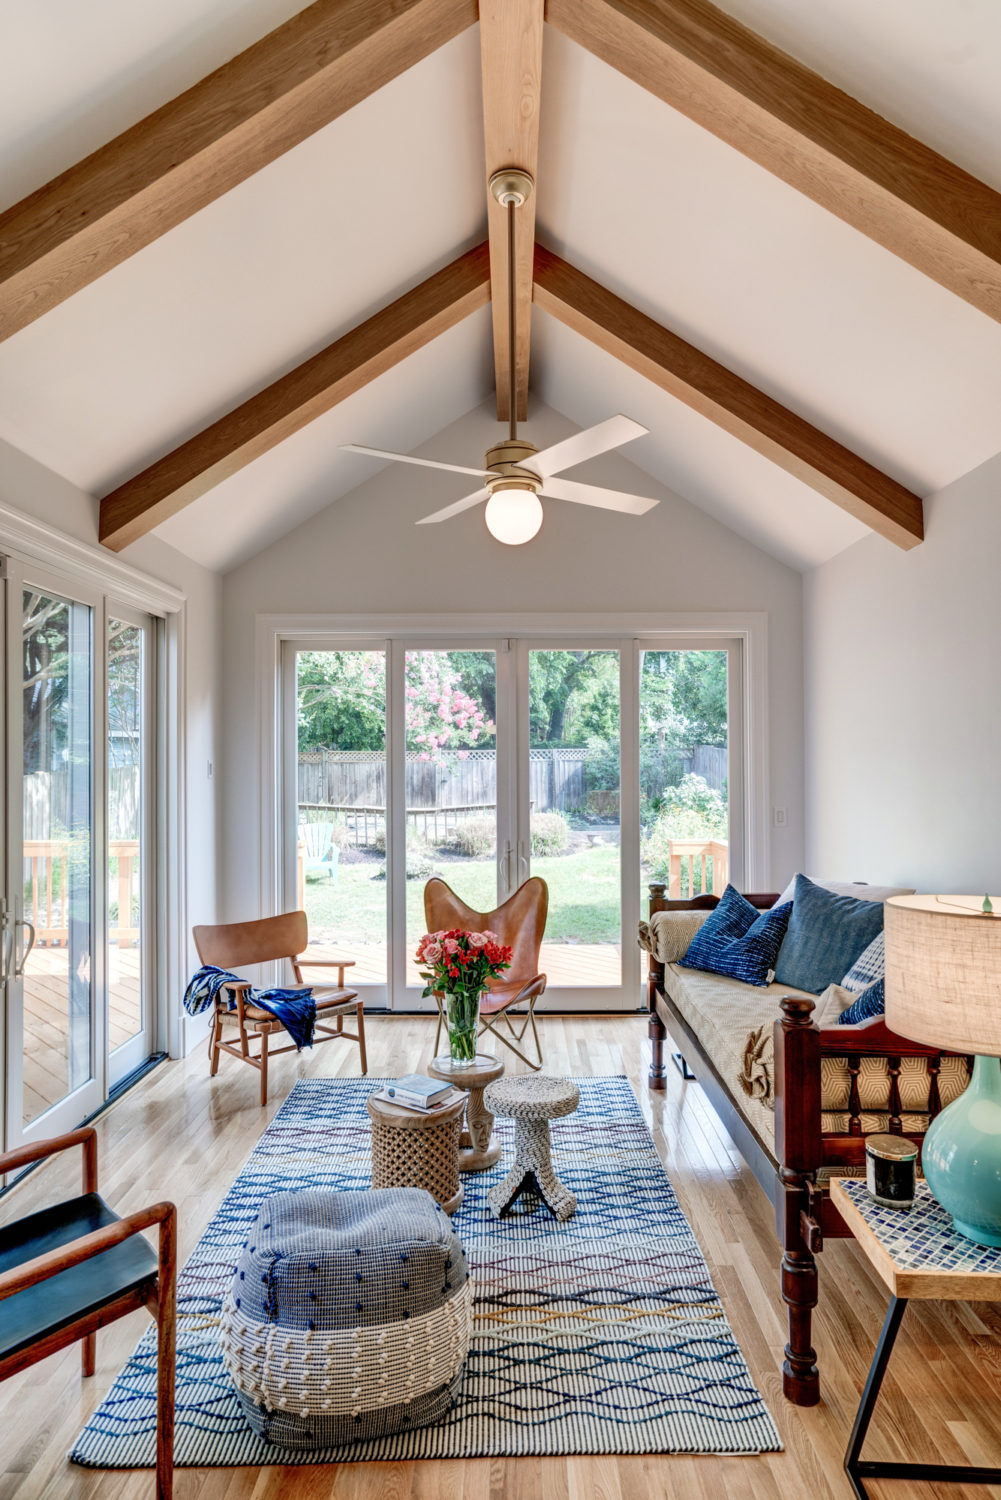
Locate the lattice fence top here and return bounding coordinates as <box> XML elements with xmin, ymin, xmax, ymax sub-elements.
<box><xmin>299</xmin><ymin>748</ymin><xmax>589</xmax><ymax>764</ymax></box>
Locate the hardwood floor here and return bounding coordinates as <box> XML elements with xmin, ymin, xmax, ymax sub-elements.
<box><xmin>3</xmin><ymin>1015</ymin><xmax>1001</xmax><ymax>1499</ymax></box>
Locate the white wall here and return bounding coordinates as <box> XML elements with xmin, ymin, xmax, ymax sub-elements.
<box><xmin>221</xmin><ymin>399</ymin><xmax>806</xmax><ymax>919</ymax></box>
<box><xmin>0</xmin><ymin>439</ymin><xmax>224</xmax><ymax>1049</ymax></box>
<box><xmin>804</xmin><ymin>449</ymin><xmax>1001</xmax><ymax>893</ymax></box>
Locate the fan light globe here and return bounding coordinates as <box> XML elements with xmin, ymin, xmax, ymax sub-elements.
<box><xmin>484</xmin><ymin>487</ymin><xmax>543</xmax><ymax>545</ymax></box>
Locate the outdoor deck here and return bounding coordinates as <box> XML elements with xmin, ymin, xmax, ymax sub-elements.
<box><xmin>23</xmin><ymin>946</ymin><xmax>141</xmax><ymax>1125</ymax></box>
<box><xmin>305</xmin><ymin>942</ymin><xmax>623</xmax><ymax>990</ymax></box>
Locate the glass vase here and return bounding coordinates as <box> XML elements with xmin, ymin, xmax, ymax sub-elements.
<box><xmin>446</xmin><ymin>988</ymin><xmax>483</xmax><ymax>1067</ymax></box>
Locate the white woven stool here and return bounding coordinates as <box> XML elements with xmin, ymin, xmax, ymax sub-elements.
<box><xmin>484</xmin><ymin>1074</ymin><xmax>579</xmax><ymax>1222</ymax></box>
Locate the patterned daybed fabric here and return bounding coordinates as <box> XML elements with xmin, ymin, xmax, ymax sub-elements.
<box><xmin>638</xmin><ymin>910</ymin><xmax>969</xmax><ymax>1157</ymax></box>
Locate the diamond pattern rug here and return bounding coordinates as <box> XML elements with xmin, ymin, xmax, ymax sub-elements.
<box><xmin>71</xmin><ymin>1075</ymin><xmax>781</xmax><ymax>1465</ymax></box>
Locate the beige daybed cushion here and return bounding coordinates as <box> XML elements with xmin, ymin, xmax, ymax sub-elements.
<box><xmin>640</xmin><ymin>912</ymin><xmax>969</xmax><ymax>1157</ymax></box>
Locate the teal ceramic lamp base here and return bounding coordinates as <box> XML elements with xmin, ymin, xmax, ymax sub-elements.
<box><xmin>923</xmin><ymin>1055</ymin><xmax>1001</xmax><ymax>1248</ymax></box>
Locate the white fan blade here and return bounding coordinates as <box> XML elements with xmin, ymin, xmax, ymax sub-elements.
<box><xmin>342</xmin><ymin>444</ymin><xmax>488</xmax><ymax>478</ymax></box>
<box><xmin>416</xmin><ymin>487</ymin><xmax>491</xmax><ymax>524</ymax></box>
<box><xmin>531</xmin><ymin>415</ymin><xmax>648</xmax><ymax>479</ymax></box>
<box><xmin>542</xmin><ymin>475</ymin><xmax>658</xmax><ymax>515</ymax></box>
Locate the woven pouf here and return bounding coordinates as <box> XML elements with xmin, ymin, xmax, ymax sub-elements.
<box><xmin>219</xmin><ymin>1187</ymin><xmax>472</xmax><ymax>1449</ymax></box>
<box><xmin>484</xmin><ymin>1074</ymin><xmax>580</xmax><ymax>1222</ymax></box>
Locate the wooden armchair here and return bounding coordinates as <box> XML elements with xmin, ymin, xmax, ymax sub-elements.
<box><xmin>193</xmin><ymin>910</ymin><xmax>367</xmax><ymax>1105</ymax></box>
<box><xmin>424</xmin><ymin>877</ymin><xmax>548</xmax><ymax>1069</ymax></box>
<box><xmin>0</xmin><ymin>1127</ymin><xmax>176</xmax><ymax>1498</ymax></box>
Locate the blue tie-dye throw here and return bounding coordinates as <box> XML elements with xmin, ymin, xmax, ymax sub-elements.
<box><xmin>183</xmin><ymin>965</ymin><xmax>316</xmax><ymax>1050</ymax></box>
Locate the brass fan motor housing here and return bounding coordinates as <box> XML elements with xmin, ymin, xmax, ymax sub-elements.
<box><xmin>484</xmin><ymin>439</ymin><xmax>542</xmax><ymax>495</ymax></box>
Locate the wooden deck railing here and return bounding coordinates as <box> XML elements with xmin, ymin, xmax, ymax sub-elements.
<box><xmin>23</xmin><ymin>838</ymin><xmax>141</xmax><ymax>947</ymax></box>
<box><xmin>666</xmin><ymin>838</ymin><xmax>729</xmax><ymax>898</ymax></box>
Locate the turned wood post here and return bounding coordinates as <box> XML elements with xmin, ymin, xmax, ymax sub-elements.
<box><xmin>647</xmin><ymin>883</ymin><xmax>667</xmax><ymax>1090</ymax></box>
<box><xmin>774</xmin><ymin>996</ymin><xmax>822</xmax><ymax>1406</ymax></box>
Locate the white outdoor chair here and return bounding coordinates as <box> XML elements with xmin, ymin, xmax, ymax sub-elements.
<box><xmin>298</xmin><ymin>822</ymin><xmax>339</xmax><ymax>882</ymax></box>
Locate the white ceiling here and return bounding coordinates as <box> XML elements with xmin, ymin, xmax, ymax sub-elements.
<box><xmin>1</xmin><ymin>1</ymin><xmax>1000</xmax><ymax>573</ymax></box>
<box><xmin>155</xmin><ymin>308</ymin><xmax>494</xmax><ymax>571</ymax></box>
<box><xmin>710</xmin><ymin>0</ymin><xmax>1001</xmax><ymax>192</ymax></box>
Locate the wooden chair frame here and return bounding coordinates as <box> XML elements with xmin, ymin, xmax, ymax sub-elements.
<box><xmin>0</xmin><ymin>1128</ymin><xmax>176</xmax><ymax>1499</ymax></box>
<box><xmin>193</xmin><ymin>911</ymin><xmax>367</xmax><ymax>1106</ymax></box>
<box><xmin>644</xmin><ymin>883</ymin><xmax>970</xmax><ymax>1408</ymax></box>
<box><xmin>424</xmin><ymin>878</ymin><xmax>548</xmax><ymax>1070</ymax></box>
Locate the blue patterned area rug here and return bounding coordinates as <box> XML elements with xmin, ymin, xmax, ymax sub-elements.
<box><xmin>71</xmin><ymin>1075</ymin><xmax>781</xmax><ymax>1465</ymax></box>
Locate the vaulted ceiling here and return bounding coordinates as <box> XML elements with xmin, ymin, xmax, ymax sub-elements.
<box><xmin>1</xmin><ymin>0</ymin><xmax>1000</xmax><ymax>573</ymax></box>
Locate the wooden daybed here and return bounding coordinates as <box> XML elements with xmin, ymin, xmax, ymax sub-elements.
<box><xmin>642</xmin><ymin>883</ymin><xmax>971</xmax><ymax>1407</ymax></box>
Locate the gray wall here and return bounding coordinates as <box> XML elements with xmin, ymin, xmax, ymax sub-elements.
<box><xmin>804</xmin><ymin>449</ymin><xmax>1001</xmax><ymax>893</ymax></box>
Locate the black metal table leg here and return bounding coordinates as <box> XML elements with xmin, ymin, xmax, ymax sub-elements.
<box><xmin>845</xmin><ymin>1295</ymin><xmax>1001</xmax><ymax>1498</ymax></box>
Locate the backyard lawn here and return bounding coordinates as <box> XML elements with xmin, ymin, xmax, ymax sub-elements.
<box><xmin>303</xmin><ymin>843</ymin><xmax>623</xmax><ymax>947</ymax></box>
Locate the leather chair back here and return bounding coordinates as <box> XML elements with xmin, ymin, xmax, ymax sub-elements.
<box><xmin>423</xmin><ymin>877</ymin><xmax>548</xmax><ymax>989</ymax></box>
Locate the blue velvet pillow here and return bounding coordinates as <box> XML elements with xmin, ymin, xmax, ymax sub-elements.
<box><xmin>773</xmin><ymin>873</ymin><xmax>885</xmax><ymax>995</ymax></box>
<box><xmin>839</xmin><ymin>977</ymin><xmax>885</xmax><ymax>1026</ymax></box>
<box><xmin>679</xmin><ymin>884</ymin><xmax>793</xmax><ymax>987</ymax></box>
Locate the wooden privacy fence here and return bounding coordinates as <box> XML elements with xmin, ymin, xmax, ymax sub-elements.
<box><xmin>298</xmin><ymin>748</ymin><xmax>589</xmax><ymax>820</ymax></box>
<box><xmin>23</xmin><ymin>767</ymin><xmax>140</xmax><ymax>840</ymax></box>
<box><xmin>23</xmin><ymin>839</ymin><xmax>141</xmax><ymax>947</ymax></box>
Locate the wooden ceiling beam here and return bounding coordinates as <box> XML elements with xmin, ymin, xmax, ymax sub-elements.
<box><xmin>479</xmin><ymin>0</ymin><xmax>545</xmax><ymax>422</ymax></box>
<box><xmin>533</xmin><ymin>245</ymin><xmax>924</xmax><ymax>548</ymax></box>
<box><xmin>547</xmin><ymin>0</ymin><xmax>1001</xmax><ymax>325</ymax></box>
<box><xmin>99</xmin><ymin>242</ymin><xmax>490</xmax><ymax>551</ymax></box>
<box><xmin>0</xmin><ymin>0</ymin><xmax>477</xmax><ymax>341</ymax></box>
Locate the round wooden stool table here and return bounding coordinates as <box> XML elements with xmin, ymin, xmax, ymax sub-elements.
<box><xmin>427</xmin><ymin>1054</ymin><xmax>505</xmax><ymax>1172</ymax></box>
<box><xmin>367</xmin><ymin>1091</ymin><xmax>466</xmax><ymax>1214</ymax></box>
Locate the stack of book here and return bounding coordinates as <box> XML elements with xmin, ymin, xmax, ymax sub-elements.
<box><xmin>372</xmin><ymin>1073</ymin><xmax>462</xmax><ymax>1114</ymax></box>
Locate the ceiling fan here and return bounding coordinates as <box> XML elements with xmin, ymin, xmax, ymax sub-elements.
<box><xmin>342</xmin><ymin>169</ymin><xmax>659</xmax><ymax>545</ymax></box>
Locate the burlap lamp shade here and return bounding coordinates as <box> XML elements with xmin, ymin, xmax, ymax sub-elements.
<box><xmin>885</xmin><ymin>895</ymin><xmax>1001</xmax><ymax>1054</ymax></box>
<box><xmin>885</xmin><ymin>894</ymin><xmax>1001</xmax><ymax>1247</ymax></box>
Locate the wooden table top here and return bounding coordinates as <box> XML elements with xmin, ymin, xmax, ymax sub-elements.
<box><xmin>426</xmin><ymin>1054</ymin><xmax>505</xmax><ymax>1089</ymax></box>
<box><xmin>831</xmin><ymin>1178</ymin><xmax>1001</xmax><ymax>1301</ymax></box>
<box><xmin>366</xmin><ymin>1091</ymin><xmax>466</xmax><ymax>1132</ymax></box>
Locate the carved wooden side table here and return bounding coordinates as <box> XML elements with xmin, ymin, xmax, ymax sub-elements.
<box><xmin>367</xmin><ymin>1091</ymin><xmax>465</xmax><ymax>1214</ymax></box>
<box><xmin>427</xmin><ymin>1053</ymin><xmax>505</xmax><ymax>1171</ymax></box>
<box><xmin>831</xmin><ymin>1177</ymin><xmax>1001</xmax><ymax>1499</ymax></box>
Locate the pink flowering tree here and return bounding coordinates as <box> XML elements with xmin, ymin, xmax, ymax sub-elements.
<box><xmin>405</xmin><ymin>651</ymin><xmax>495</xmax><ymax>768</ymax></box>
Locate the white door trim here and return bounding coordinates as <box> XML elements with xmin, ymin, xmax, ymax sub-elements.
<box><xmin>257</xmin><ymin>612</ymin><xmax>770</xmax><ymax>1008</ymax></box>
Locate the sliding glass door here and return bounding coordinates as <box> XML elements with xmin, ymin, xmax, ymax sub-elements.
<box><xmin>106</xmin><ymin>610</ymin><xmax>155</xmax><ymax>1087</ymax></box>
<box><xmin>282</xmin><ymin>633</ymin><xmax>743</xmax><ymax>1014</ymax></box>
<box><xmin>2</xmin><ymin>563</ymin><xmax>158</xmax><ymax>1149</ymax></box>
<box><xmin>18</xmin><ymin>584</ymin><xmax>98</xmax><ymax>1129</ymax></box>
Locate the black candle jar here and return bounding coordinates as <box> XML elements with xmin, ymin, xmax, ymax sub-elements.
<box><xmin>865</xmin><ymin>1134</ymin><xmax>918</xmax><ymax>1209</ymax></box>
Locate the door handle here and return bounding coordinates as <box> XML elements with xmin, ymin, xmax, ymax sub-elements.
<box><xmin>518</xmin><ymin>846</ymin><xmax>529</xmax><ymax>883</ymax></box>
<box><xmin>13</xmin><ymin>916</ymin><xmax>35</xmax><ymax>978</ymax></box>
<box><xmin>0</xmin><ymin>900</ymin><xmax>12</xmax><ymax>985</ymax></box>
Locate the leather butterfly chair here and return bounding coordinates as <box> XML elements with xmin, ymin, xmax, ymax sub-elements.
<box><xmin>0</xmin><ymin>1127</ymin><xmax>176</xmax><ymax>1498</ymax></box>
<box><xmin>424</xmin><ymin>876</ymin><xmax>548</xmax><ymax>1070</ymax></box>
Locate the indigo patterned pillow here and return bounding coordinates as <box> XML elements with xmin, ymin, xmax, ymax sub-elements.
<box><xmin>679</xmin><ymin>884</ymin><xmax>793</xmax><ymax>987</ymax></box>
<box><xmin>839</xmin><ymin>977</ymin><xmax>885</xmax><ymax>1026</ymax></box>
<box><xmin>841</xmin><ymin>931</ymin><xmax>884</xmax><ymax>993</ymax></box>
<box><xmin>773</xmin><ymin>873</ymin><xmax>885</xmax><ymax>995</ymax></box>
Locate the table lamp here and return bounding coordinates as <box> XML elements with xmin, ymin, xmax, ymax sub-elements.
<box><xmin>884</xmin><ymin>893</ymin><xmax>1001</xmax><ymax>1247</ymax></box>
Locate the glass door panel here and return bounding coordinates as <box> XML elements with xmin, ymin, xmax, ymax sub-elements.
<box><xmin>294</xmin><ymin>650</ymin><xmax>388</xmax><ymax>986</ymax></box>
<box><xmin>639</xmin><ymin>648</ymin><xmax>730</xmax><ymax>901</ymax></box>
<box><xmin>526</xmin><ymin>649</ymin><xmax>622</xmax><ymax>989</ymax></box>
<box><xmin>21</xmin><ymin>587</ymin><xmax>94</xmax><ymax>1125</ymax></box>
<box><xmin>107</xmin><ymin>615</ymin><xmax>151</xmax><ymax>1083</ymax></box>
<box><xmin>404</xmin><ymin>650</ymin><xmax>498</xmax><ymax>987</ymax></box>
